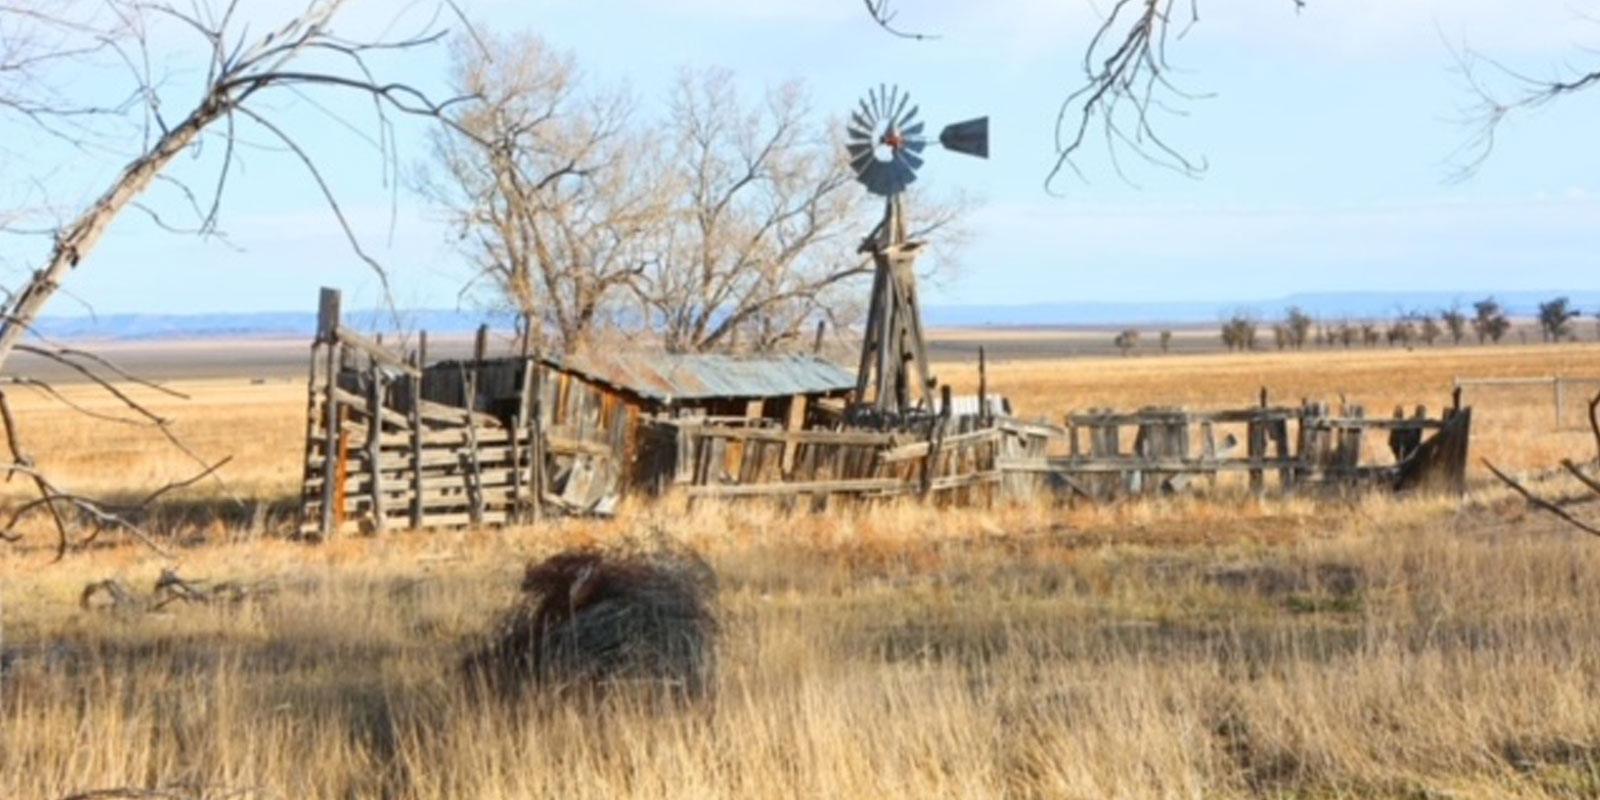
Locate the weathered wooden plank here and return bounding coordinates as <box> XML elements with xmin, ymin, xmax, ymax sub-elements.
<box><xmin>929</xmin><ymin>470</ymin><xmax>1002</xmax><ymax>492</ymax></box>
<box><xmin>408</xmin><ymin>375</ymin><xmax>424</xmax><ymax>530</ymax></box>
<box><xmin>686</xmin><ymin>477</ymin><xmax>911</xmax><ymax>498</ymax></box>
<box><xmin>334</xmin><ymin>326</ymin><xmax>420</xmax><ymax>376</ymax></box>
<box><xmin>416</xmin><ymin>397</ymin><xmax>500</xmax><ymax>428</ymax></box>
<box><xmin>366</xmin><ymin>364</ymin><xmax>387</xmax><ymax>532</ymax></box>
<box><xmin>1303</xmin><ymin>417</ymin><xmax>1444</xmax><ymax>430</ymax></box>
<box><xmin>781</xmin><ymin>394</ymin><xmax>808</xmax><ymax>474</ymax></box>
<box><xmin>309</xmin><ymin>447</ymin><xmax>523</xmax><ymax>471</ymax></box>
<box><xmin>880</xmin><ymin>427</ymin><xmax>1003</xmax><ymax>463</ymax></box>
<box><xmin>1067</xmin><ymin>408</ymin><xmax>1299</xmax><ymax>426</ymax></box>
<box><xmin>675</xmin><ymin>424</ymin><xmax>900</xmax><ymax>447</ymax></box>
<box><xmin>319</xmin><ymin>341</ymin><xmax>343</xmax><ymax>538</ymax></box>
<box><xmin>999</xmin><ymin>456</ymin><xmax>1301</xmax><ymax>473</ymax></box>
<box><xmin>307</xmin><ymin>470</ymin><xmax>524</xmax><ymax>496</ymax></box>
<box><xmin>330</xmin><ymin>386</ymin><xmax>409</xmax><ymax>430</ymax></box>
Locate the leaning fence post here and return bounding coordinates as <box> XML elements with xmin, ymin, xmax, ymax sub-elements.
<box><xmin>921</xmin><ymin>386</ymin><xmax>952</xmax><ymax>497</ymax></box>
<box><xmin>317</xmin><ymin>288</ymin><xmax>343</xmax><ymax>539</ymax></box>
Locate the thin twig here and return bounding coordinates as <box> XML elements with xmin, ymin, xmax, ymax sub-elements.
<box><xmin>1485</xmin><ymin>458</ymin><xmax>1600</xmax><ymax>538</ymax></box>
<box><xmin>861</xmin><ymin>0</ymin><xmax>938</xmax><ymax>40</ymax></box>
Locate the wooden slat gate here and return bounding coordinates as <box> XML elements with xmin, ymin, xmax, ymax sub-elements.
<box><xmin>297</xmin><ymin>292</ymin><xmax>634</xmax><ymax>537</ymax></box>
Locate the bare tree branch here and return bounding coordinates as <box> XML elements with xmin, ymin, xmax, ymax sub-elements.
<box><xmin>1485</xmin><ymin>458</ymin><xmax>1600</xmax><ymax>538</ymax></box>
<box><xmin>862</xmin><ymin>0</ymin><xmax>937</xmax><ymax>41</ymax></box>
<box><xmin>0</xmin><ymin>1</ymin><xmax>462</xmax><ymax>556</ymax></box>
<box><xmin>1448</xmin><ymin>36</ymin><xmax>1600</xmax><ymax>180</ymax></box>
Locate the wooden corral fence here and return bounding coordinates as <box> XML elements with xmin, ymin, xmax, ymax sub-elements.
<box><xmin>665</xmin><ymin>393</ymin><xmax>1472</xmax><ymax>505</ymax></box>
<box><xmin>1028</xmin><ymin>396</ymin><xmax>1471</xmax><ymax>498</ymax></box>
<box><xmin>298</xmin><ymin>286</ymin><xmax>1472</xmax><ymax>534</ymax></box>
<box><xmin>660</xmin><ymin>401</ymin><xmax>1059</xmax><ymax>507</ymax></box>
<box><xmin>299</xmin><ymin>290</ymin><xmax>633</xmax><ymax>537</ymax></box>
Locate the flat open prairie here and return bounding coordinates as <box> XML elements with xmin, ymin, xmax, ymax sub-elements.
<box><xmin>4</xmin><ymin>341</ymin><xmax>1600</xmax><ymax>799</ymax></box>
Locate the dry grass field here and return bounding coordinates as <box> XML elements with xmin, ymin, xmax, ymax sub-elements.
<box><xmin>5</xmin><ymin>343</ymin><xmax>1600</xmax><ymax>799</ymax></box>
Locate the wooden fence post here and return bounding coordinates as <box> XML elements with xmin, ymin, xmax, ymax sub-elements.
<box><xmin>367</xmin><ymin>361</ymin><xmax>386</xmax><ymax>533</ymax></box>
<box><xmin>1247</xmin><ymin>418</ymin><xmax>1265</xmax><ymax>495</ymax></box>
<box><xmin>921</xmin><ymin>386</ymin><xmax>953</xmax><ymax>497</ymax></box>
<box><xmin>408</xmin><ymin>375</ymin><xmax>423</xmax><ymax>530</ymax></box>
<box><xmin>317</xmin><ymin>288</ymin><xmax>343</xmax><ymax>539</ymax></box>
<box><xmin>978</xmin><ymin>346</ymin><xmax>989</xmax><ymax>424</ymax></box>
<box><xmin>1555</xmin><ymin>376</ymin><xmax>1565</xmax><ymax>428</ymax></box>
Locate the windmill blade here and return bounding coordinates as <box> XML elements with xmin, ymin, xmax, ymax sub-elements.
<box><xmin>897</xmin><ymin>105</ymin><xmax>920</xmax><ymax>131</ymax></box>
<box><xmin>887</xmin><ymin>159</ymin><xmax>917</xmax><ymax>191</ymax></box>
<box><xmin>858</xmin><ymin>97</ymin><xmax>875</xmax><ymax>126</ymax></box>
<box><xmin>857</xmin><ymin>160</ymin><xmax>891</xmax><ymax>196</ymax></box>
<box><xmin>846</xmin><ymin>142</ymin><xmax>874</xmax><ymax>170</ymax></box>
<box><xmin>905</xmin><ymin>138</ymin><xmax>928</xmax><ymax>154</ymax></box>
<box><xmin>876</xmin><ymin>83</ymin><xmax>887</xmax><ymax>116</ymax></box>
<box><xmin>902</xmin><ymin>120</ymin><xmax>925</xmax><ymax>139</ymax></box>
<box><xmin>847</xmin><ymin>125</ymin><xmax>872</xmax><ymax>143</ymax></box>
<box><xmin>892</xmin><ymin>93</ymin><xmax>911</xmax><ymax>129</ymax></box>
<box><xmin>849</xmin><ymin>109</ymin><xmax>873</xmax><ymax>137</ymax></box>
<box><xmin>939</xmin><ymin>116</ymin><xmax>989</xmax><ymax>159</ymax></box>
<box><xmin>898</xmin><ymin>149</ymin><xmax>924</xmax><ymax>171</ymax></box>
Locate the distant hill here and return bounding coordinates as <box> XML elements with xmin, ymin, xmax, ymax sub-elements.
<box><xmin>30</xmin><ymin>309</ymin><xmax>519</xmax><ymax>341</ymax></box>
<box><xmin>28</xmin><ymin>290</ymin><xmax>1600</xmax><ymax>340</ymax></box>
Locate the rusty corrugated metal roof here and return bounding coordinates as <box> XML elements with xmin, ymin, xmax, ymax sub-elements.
<box><xmin>545</xmin><ymin>351</ymin><xmax>855</xmax><ymax>403</ymax></box>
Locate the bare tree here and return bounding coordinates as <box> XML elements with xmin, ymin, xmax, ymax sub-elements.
<box><xmin>635</xmin><ymin>69</ymin><xmax>965</xmax><ymax>354</ymax></box>
<box><xmin>423</xmin><ymin>32</ymin><xmax>665</xmax><ymax>354</ymax></box>
<box><xmin>1335</xmin><ymin>320</ymin><xmax>1356</xmax><ymax>348</ymax></box>
<box><xmin>1114</xmin><ymin>329</ymin><xmax>1140</xmax><ymax>356</ymax></box>
<box><xmin>1283</xmin><ymin>306</ymin><xmax>1313</xmax><ymax>349</ymax></box>
<box><xmin>1472</xmin><ymin>297</ymin><xmax>1511</xmax><ymax>344</ymax></box>
<box><xmin>1220</xmin><ymin>313</ymin><xmax>1257</xmax><ymax>352</ymax></box>
<box><xmin>1386</xmin><ymin>318</ymin><xmax>1416</xmax><ymax>348</ymax></box>
<box><xmin>1418</xmin><ymin>314</ymin><xmax>1442</xmax><ymax>346</ymax></box>
<box><xmin>1441</xmin><ymin>303</ymin><xmax>1468</xmax><ymax>345</ymax></box>
<box><xmin>1537</xmin><ymin>296</ymin><xmax>1581</xmax><ymax>342</ymax></box>
<box><xmin>0</xmin><ymin>1</ymin><xmax>457</xmax><ymax>554</ymax></box>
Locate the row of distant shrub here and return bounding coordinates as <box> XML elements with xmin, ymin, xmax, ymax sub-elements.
<box><xmin>1112</xmin><ymin>297</ymin><xmax>1589</xmax><ymax>354</ymax></box>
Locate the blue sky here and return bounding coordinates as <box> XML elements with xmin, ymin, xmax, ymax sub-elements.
<box><xmin>4</xmin><ymin>0</ymin><xmax>1599</xmax><ymax>316</ymax></box>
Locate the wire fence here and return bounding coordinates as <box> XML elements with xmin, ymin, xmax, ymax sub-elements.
<box><xmin>1452</xmin><ymin>376</ymin><xmax>1600</xmax><ymax>431</ymax></box>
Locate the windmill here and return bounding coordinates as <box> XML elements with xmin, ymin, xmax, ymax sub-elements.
<box><xmin>846</xmin><ymin>84</ymin><xmax>987</xmax><ymax>418</ymax></box>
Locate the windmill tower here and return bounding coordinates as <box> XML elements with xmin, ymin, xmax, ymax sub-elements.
<box><xmin>845</xmin><ymin>85</ymin><xmax>987</xmax><ymax>419</ymax></box>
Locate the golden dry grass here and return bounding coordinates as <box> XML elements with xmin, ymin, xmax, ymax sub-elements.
<box><xmin>4</xmin><ymin>343</ymin><xmax>1600</xmax><ymax>799</ymax></box>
